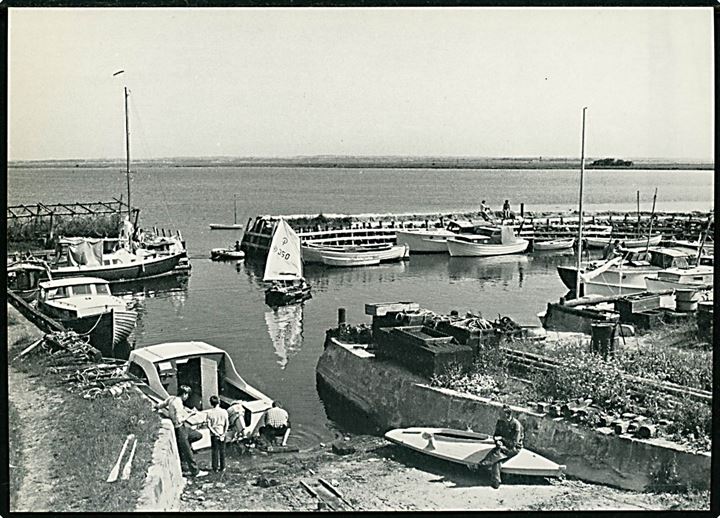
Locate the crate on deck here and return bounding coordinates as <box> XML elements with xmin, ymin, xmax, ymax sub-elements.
<box><xmin>373</xmin><ymin>325</ymin><xmax>474</xmax><ymax>378</ymax></box>
<box><xmin>433</xmin><ymin>320</ymin><xmax>499</xmax><ymax>351</ymax></box>
<box><xmin>614</xmin><ymin>294</ymin><xmax>661</xmax><ymax>323</ymax></box>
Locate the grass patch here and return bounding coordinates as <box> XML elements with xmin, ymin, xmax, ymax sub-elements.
<box><xmin>8</xmin><ymin>401</ymin><xmax>25</xmax><ymax>510</ymax></box>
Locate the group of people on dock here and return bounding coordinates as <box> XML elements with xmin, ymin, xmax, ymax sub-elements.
<box><xmin>480</xmin><ymin>200</ymin><xmax>514</xmax><ymax>221</ymax></box>
<box><xmin>154</xmin><ymin>385</ymin><xmax>291</xmax><ymax>478</ymax></box>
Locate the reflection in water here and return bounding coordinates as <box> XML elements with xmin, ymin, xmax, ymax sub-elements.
<box><xmin>447</xmin><ymin>255</ymin><xmax>530</xmax><ymax>288</ymax></box>
<box><xmin>264</xmin><ymin>303</ymin><xmax>305</xmax><ymax>369</ymax></box>
<box><xmin>113</xmin><ymin>274</ymin><xmax>190</xmax><ymax>343</ymax></box>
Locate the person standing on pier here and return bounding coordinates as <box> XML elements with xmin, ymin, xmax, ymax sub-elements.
<box><xmin>154</xmin><ymin>385</ymin><xmax>208</xmax><ymax>478</ymax></box>
<box><xmin>474</xmin><ymin>405</ymin><xmax>524</xmax><ymax>488</ymax></box>
<box><xmin>502</xmin><ymin>200</ymin><xmax>512</xmax><ymax>220</ymax></box>
<box><xmin>206</xmin><ymin>395</ymin><xmax>229</xmax><ymax>473</ymax></box>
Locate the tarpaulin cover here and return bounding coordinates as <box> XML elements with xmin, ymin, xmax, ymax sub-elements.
<box><xmin>67</xmin><ymin>239</ymin><xmax>103</xmax><ymax>266</ymax></box>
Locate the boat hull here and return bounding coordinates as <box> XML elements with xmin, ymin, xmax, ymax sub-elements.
<box><xmin>61</xmin><ymin>309</ymin><xmax>136</xmax><ymax>358</ymax></box>
<box><xmin>209</xmin><ymin>223</ymin><xmax>245</xmax><ymax>230</ymax></box>
<box><xmin>265</xmin><ymin>285</ymin><xmax>312</xmax><ymax>307</ymax></box>
<box><xmin>586</xmin><ymin>234</ymin><xmax>662</xmax><ymax>249</ymax></box>
<box><xmin>385</xmin><ymin>427</ymin><xmax>565</xmax><ymax>477</ymax></box>
<box><xmin>50</xmin><ymin>252</ymin><xmax>184</xmax><ymax>283</ymax></box>
<box><xmin>302</xmin><ymin>244</ymin><xmax>409</xmax><ymax>265</ymax></box>
<box><xmin>533</xmin><ymin>238</ymin><xmax>575</xmax><ymax>251</ymax></box>
<box><xmin>447</xmin><ymin>238</ymin><xmax>529</xmax><ymax>257</ymax></box>
<box><xmin>211</xmin><ymin>248</ymin><xmax>246</xmax><ymax>260</ymax></box>
<box><xmin>395</xmin><ymin>230</ymin><xmax>454</xmax><ymax>254</ymax></box>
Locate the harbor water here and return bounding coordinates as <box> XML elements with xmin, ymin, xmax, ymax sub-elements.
<box><xmin>7</xmin><ymin>166</ymin><xmax>714</xmax><ymax>447</ymax></box>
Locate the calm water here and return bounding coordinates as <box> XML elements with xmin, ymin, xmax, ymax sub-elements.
<box><xmin>7</xmin><ymin>166</ymin><xmax>714</xmax><ymax>446</ymax></box>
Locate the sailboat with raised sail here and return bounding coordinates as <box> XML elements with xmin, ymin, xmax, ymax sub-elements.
<box><xmin>210</xmin><ymin>193</ymin><xmax>245</xmax><ymax>230</ymax></box>
<box><xmin>49</xmin><ymin>77</ymin><xmax>187</xmax><ymax>282</ymax></box>
<box><xmin>264</xmin><ymin>219</ymin><xmax>312</xmax><ymax>306</ymax></box>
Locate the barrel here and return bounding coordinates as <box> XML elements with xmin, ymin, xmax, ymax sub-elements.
<box><xmin>590</xmin><ymin>323</ymin><xmax>615</xmax><ymax>358</ymax></box>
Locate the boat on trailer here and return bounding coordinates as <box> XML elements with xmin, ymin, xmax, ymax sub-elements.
<box><xmin>127</xmin><ymin>341</ymin><xmax>274</xmax><ymax>450</ymax></box>
<box><xmin>385</xmin><ymin>427</ymin><xmax>565</xmax><ymax>478</ymax></box>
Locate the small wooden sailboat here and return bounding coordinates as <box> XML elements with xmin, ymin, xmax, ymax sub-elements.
<box><xmin>533</xmin><ymin>237</ymin><xmax>575</xmax><ymax>251</ymax></box>
<box><xmin>385</xmin><ymin>427</ymin><xmax>565</xmax><ymax>478</ymax></box>
<box><xmin>264</xmin><ymin>219</ymin><xmax>312</xmax><ymax>306</ymax></box>
<box><xmin>210</xmin><ymin>194</ymin><xmax>245</xmax><ymax>230</ymax></box>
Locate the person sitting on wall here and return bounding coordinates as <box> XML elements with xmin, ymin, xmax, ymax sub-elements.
<box><xmin>234</xmin><ymin>240</ymin><xmax>242</xmax><ymax>252</ymax></box>
<box><xmin>259</xmin><ymin>401</ymin><xmax>291</xmax><ymax>446</ymax></box>
<box><xmin>472</xmin><ymin>405</ymin><xmax>524</xmax><ymax>489</ymax></box>
<box><xmin>154</xmin><ymin>385</ymin><xmax>209</xmax><ymax>478</ymax></box>
<box><xmin>603</xmin><ymin>239</ymin><xmax>622</xmax><ymax>260</ymax></box>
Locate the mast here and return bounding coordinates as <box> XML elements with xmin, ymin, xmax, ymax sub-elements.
<box><xmin>574</xmin><ymin>107</ymin><xmax>588</xmax><ymax>299</ymax></box>
<box><xmin>643</xmin><ymin>187</ymin><xmax>658</xmax><ymax>255</ymax></box>
<box><xmin>124</xmin><ymin>86</ymin><xmax>131</xmax><ymax>222</ymax></box>
<box><xmin>234</xmin><ymin>194</ymin><xmax>238</xmax><ymax>225</ymax></box>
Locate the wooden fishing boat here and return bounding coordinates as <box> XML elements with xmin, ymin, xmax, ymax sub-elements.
<box><xmin>302</xmin><ymin>242</ymin><xmax>410</xmax><ymax>265</ymax></box>
<box><xmin>385</xmin><ymin>427</ymin><xmax>565</xmax><ymax>478</ymax></box>
<box><xmin>127</xmin><ymin>341</ymin><xmax>274</xmax><ymax>450</ymax></box>
<box><xmin>447</xmin><ymin>226</ymin><xmax>529</xmax><ymax>257</ymax></box>
<box><xmin>533</xmin><ymin>238</ymin><xmax>575</xmax><ymax>251</ymax></box>
<box><xmin>395</xmin><ymin>228</ymin><xmax>458</xmax><ymax>253</ymax></box>
<box><xmin>264</xmin><ymin>219</ymin><xmax>312</xmax><ymax>307</ymax></box>
<box><xmin>37</xmin><ymin>277</ymin><xmax>137</xmax><ymax>357</ymax></box>
<box><xmin>7</xmin><ymin>260</ymin><xmax>51</xmax><ymax>302</ymax></box>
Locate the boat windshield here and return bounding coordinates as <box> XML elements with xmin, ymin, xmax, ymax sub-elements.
<box><xmin>44</xmin><ymin>286</ymin><xmax>69</xmax><ymax>300</ymax></box>
<box><xmin>71</xmin><ymin>284</ymin><xmax>94</xmax><ymax>296</ymax></box>
<box><xmin>95</xmin><ymin>284</ymin><xmax>111</xmax><ymax>295</ymax></box>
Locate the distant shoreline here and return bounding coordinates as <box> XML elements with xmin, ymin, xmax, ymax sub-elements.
<box><xmin>8</xmin><ymin>157</ymin><xmax>714</xmax><ymax>171</ymax></box>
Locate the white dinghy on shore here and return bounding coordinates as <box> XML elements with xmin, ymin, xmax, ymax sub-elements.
<box><xmin>385</xmin><ymin>427</ymin><xmax>565</xmax><ymax>478</ymax></box>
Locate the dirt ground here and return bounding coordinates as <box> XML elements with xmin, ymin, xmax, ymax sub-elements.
<box><xmin>179</xmin><ymin>435</ymin><xmax>697</xmax><ymax>512</ymax></box>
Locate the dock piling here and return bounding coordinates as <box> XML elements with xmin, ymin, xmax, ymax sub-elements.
<box><xmin>338</xmin><ymin>308</ymin><xmax>346</xmax><ymax>325</ymax></box>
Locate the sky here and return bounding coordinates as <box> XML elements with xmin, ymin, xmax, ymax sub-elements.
<box><xmin>8</xmin><ymin>7</ymin><xmax>715</xmax><ymax>161</ymax></box>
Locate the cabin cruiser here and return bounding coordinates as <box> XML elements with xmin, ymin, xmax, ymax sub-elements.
<box><xmin>559</xmin><ymin>247</ymin><xmax>699</xmax><ymax>297</ymax></box>
<box><xmin>37</xmin><ymin>277</ymin><xmax>137</xmax><ymax>357</ymax></box>
<box><xmin>127</xmin><ymin>341</ymin><xmax>274</xmax><ymax>449</ymax></box>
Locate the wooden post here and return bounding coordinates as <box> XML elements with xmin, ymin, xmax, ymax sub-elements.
<box><xmin>338</xmin><ymin>308</ymin><xmax>346</xmax><ymax>325</ymax></box>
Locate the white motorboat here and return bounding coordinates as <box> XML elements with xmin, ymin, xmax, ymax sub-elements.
<box><xmin>557</xmin><ymin>247</ymin><xmax>696</xmax><ymax>292</ymax></box>
<box><xmin>385</xmin><ymin>427</ymin><xmax>565</xmax><ymax>478</ymax></box>
<box><xmin>302</xmin><ymin>242</ymin><xmax>409</xmax><ymax>266</ymax></box>
<box><xmin>127</xmin><ymin>341</ymin><xmax>274</xmax><ymax>450</ymax></box>
<box><xmin>395</xmin><ymin>228</ymin><xmax>458</xmax><ymax>253</ymax></box>
<box><xmin>644</xmin><ymin>264</ymin><xmax>714</xmax><ymax>292</ymax></box>
<box><xmin>264</xmin><ymin>219</ymin><xmax>312</xmax><ymax>306</ymax></box>
<box><xmin>447</xmin><ymin>226</ymin><xmax>529</xmax><ymax>257</ymax></box>
<box><xmin>210</xmin><ymin>247</ymin><xmax>246</xmax><ymax>260</ymax></box>
<box><xmin>533</xmin><ymin>238</ymin><xmax>575</xmax><ymax>251</ymax></box>
<box><xmin>37</xmin><ymin>277</ymin><xmax>137</xmax><ymax>357</ymax></box>
<box><xmin>585</xmin><ymin>233</ymin><xmax>662</xmax><ymax>249</ymax></box>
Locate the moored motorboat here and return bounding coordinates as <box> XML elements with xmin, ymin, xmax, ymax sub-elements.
<box><xmin>127</xmin><ymin>341</ymin><xmax>274</xmax><ymax>449</ymax></box>
<box><xmin>385</xmin><ymin>427</ymin><xmax>565</xmax><ymax>477</ymax></box>
<box><xmin>37</xmin><ymin>277</ymin><xmax>137</xmax><ymax>358</ymax></box>
<box><xmin>533</xmin><ymin>238</ymin><xmax>575</xmax><ymax>251</ymax></box>
<box><xmin>644</xmin><ymin>264</ymin><xmax>714</xmax><ymax>292</ymax></box>
<box><xmin>8</xmin><ymin>260</ymin><xmax>51</xmax><ymax>302</ymax></box>
<box><xmin>395</xmin><ymin>228</ymin><xmax>458</xmax><ymax>254</ymax></box>
<box><xmin>447</xmin><ymin>226</ymin><xmax>529</xmax><ymax>257</ymax></box>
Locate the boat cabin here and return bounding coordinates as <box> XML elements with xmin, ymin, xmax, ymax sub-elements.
<box><xmin>37</xmin><ymin>277</ymin><xmax>124</xmax><ymax>319</ymax></box>
<box><xmin>8</xmin><ymin>262</ymin><xmax>50</xmax><ymax>301</ymax></box>
<box><xmin>623</xmin><ymin>247</ymin><xmax>693</xmax><ymax>269</ymax></box>
<box><xmin>127</xmin><ymin>341</ymin><xmax>273</xmax><ymax>435</ymax></box>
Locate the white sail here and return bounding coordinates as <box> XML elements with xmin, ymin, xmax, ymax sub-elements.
<box><xmin>263</xmin><ymin>219</ymin><xmax>303</xmax><ymax>282</ymax></box>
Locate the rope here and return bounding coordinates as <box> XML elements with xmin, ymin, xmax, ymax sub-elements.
<box><xmin>76</xmin><ymin>312</ymin><xmax>106</xmax><ymax>337</ymax></box>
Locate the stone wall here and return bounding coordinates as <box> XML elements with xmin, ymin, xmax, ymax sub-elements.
<box><xmin>135</xmin><ymin>419</ymin><xmax>185</xmax><ymax>511</ymax></box>
<box><xmin>317</xmin><ymin>337</ymin><xmax>711</xmax><ymax>491</ymax></box>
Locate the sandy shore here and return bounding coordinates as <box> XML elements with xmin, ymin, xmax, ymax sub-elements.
<box><xmin>178</xmin><ymin>435</ymin><xmax>703</xmax><ymax>511</ymax></box>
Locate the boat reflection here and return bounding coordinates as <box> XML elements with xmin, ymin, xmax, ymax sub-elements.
<box><xmin>447</xmin><ymin>255</ymin><xmax>530</xmax><ymax>287</ymax></box>
<box><xmin>264</xmin><ymin>303</ymin><xmax>305</xmax><ymax>369</ymax></box>
<box><xmin>113</xmin><ymin>273</ymin><xmax>189</xmax><ymax>326</ymax></box>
